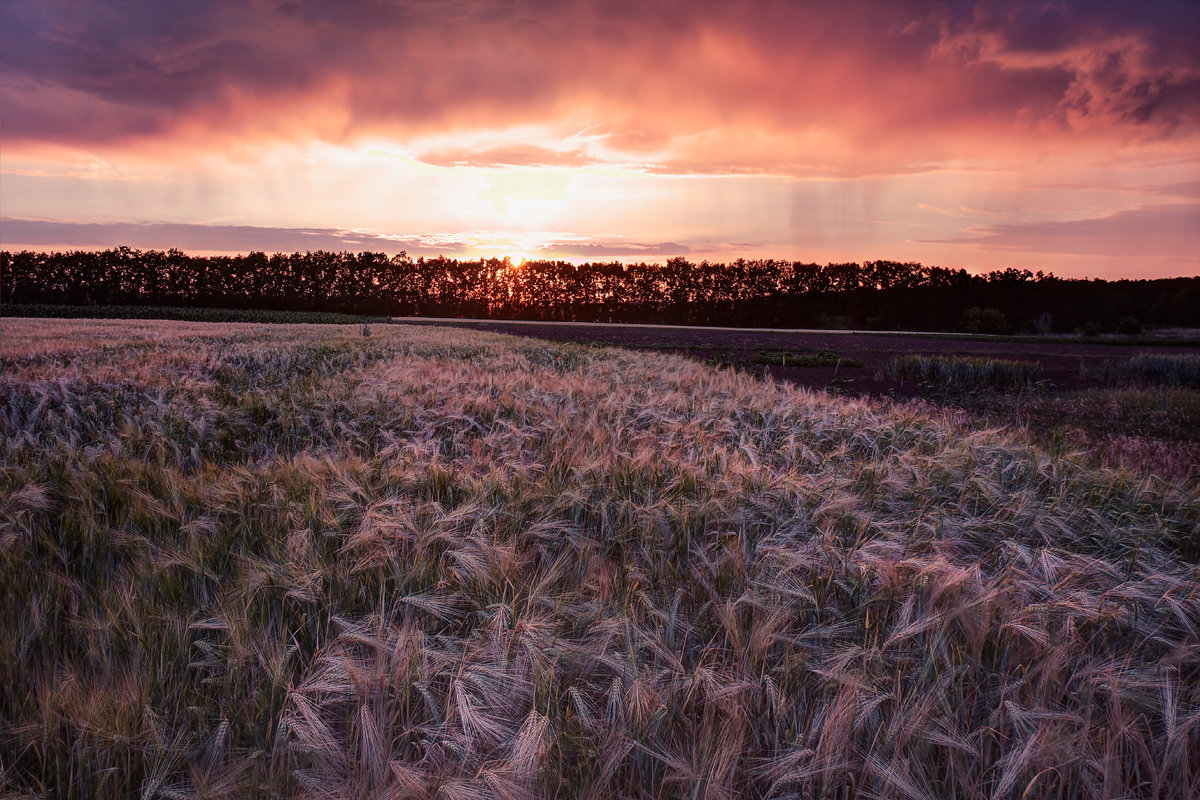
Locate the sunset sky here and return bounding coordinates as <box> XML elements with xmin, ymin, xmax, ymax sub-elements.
<box><xmin>2</xmin><ymin>0</ymin><xmax>1198</xmax><ymax>278</ymax></box>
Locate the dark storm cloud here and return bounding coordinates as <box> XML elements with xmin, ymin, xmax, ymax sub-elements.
<box><xmin>936</xmin><ymin>1</ymin><xmax>1200</xmax><ymax>128</ymax></box>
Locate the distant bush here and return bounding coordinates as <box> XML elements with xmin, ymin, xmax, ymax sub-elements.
<box><xmin>958</xmin><ymin>306</ymin><xmax>1009</xmax><ymax>334</ymax></box>
<box><xmin>885</xmin><ymin>354</ymin><xmax>1042</xmax><ymax>389</ymax></box>
<box><xmin>1084</xmin><ymin>353</ymin><xmax>1200</xmax><ymax>388</ymax></box>
<box><xmin>1</xmin><ymin>303</ymin><xmax>371</xmax><ymax>325</ymax></box>
<box><xmin>816</xmin><ymin>313</ymin><xmax>854</xmax><ymax>330</ymax></box>
<box><xmin>1118</xmin><ymin>316</ymin><xmax>1143</xmax><ymax>336</ymax></box>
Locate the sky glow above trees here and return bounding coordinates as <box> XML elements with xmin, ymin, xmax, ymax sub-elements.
<box><xmin>2</xmin><ymin>0</ymin><xmax>1198</xmax><ymax>277</ymax></box>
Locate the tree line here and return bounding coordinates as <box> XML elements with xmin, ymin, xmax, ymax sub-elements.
<box><xmin>3</xmin><ymin>248</ymin><xmax>1198</xmax><ymax>333</ymax></box>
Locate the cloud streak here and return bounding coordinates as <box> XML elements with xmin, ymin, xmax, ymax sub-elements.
<box><xmin>922</xmin><ymin>203</ymin><xmax>1200</xmax><ymax>257</ymax></box>
<box><xmin>0</xmin><ymin>219</ymin><xmax>414</xmax><ymax>254</ymax></box>
<box><xmin>0</xmin><ymin>218</ymin><xmax>704</xmax><ymax>260</ymax></box>
<box><xmin>416</xmin><ymin>145</ymin><xmax>600</xmax><ymax>170</ymax></box>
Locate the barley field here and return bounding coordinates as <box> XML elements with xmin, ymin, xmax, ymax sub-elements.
<box><xmin>1</xmin><ymin>318</ymin><xmax>1198</xmax><ymax>799</ymax></box>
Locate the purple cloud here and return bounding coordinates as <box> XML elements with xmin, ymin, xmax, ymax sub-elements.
<box><xmin>0</xmin><ymin>218</ymin><xmax>444</xmax><ymax>255</ymax></box>
<box><xmin>922</xmin><ymin>203</ymin><xmax>1200</xmax><ymax>257</ymax></box>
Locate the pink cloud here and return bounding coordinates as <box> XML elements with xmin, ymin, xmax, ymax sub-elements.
<box><xmin>2</xmin><ymin>1</ymin><xmax>1196</xmax><ymax>176</ymax></box>
<box><xmin>416</xmin><ymin>145</ymin><xmax>598</xmax><ymax>169</ymax></box>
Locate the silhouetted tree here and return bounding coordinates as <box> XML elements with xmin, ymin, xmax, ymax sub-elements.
<box><xmin>3</xmin><ymin>248</ymin><xmax>1197</xmax><ymax>332</ymax></box>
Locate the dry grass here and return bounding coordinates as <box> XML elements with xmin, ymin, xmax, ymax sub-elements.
<box><xmin>2</xmin><ymin>317</ymin><xmax>1199</xmax><ymax>799</ymax></box>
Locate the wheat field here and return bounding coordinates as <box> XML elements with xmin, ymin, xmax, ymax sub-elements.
<box><xmin>1</xmin><ymin>318</ymin><xmax>1198</xmax><ymax>799</ymax></box>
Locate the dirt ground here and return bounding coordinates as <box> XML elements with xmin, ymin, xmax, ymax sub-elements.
<box><xmin>393</xmin><ymin>318</ymin><xmax>1200</xmax><ymax>398</ymax></box>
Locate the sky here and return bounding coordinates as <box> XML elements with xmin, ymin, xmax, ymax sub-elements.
<box><xmin>2</xmin><ymin>0</ymin><xmax>1198</xmax><ymax>279</ymax></box>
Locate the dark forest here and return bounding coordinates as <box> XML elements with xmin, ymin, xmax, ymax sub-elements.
<box><xmin>3</xmin><ymin>248</ymin><xmax>1197</xmax><ymax>333</ymax></box>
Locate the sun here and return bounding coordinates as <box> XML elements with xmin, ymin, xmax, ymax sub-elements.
<box><xmin>464</xmin><ymin>235</ymin><xmax>543</xmax><ymax>264</ymax></box>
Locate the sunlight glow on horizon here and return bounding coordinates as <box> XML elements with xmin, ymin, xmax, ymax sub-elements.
<box><xmin>1</xmin><ymin>1</ymin><xmax>1197</xmax><ymax>278</ymax></box>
